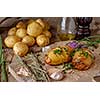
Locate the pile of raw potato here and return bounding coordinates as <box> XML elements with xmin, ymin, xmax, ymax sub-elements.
<box><xmin>4</xmin><ymin>19</ymin><xmax>52</xmax><ymax>56</ymax></box>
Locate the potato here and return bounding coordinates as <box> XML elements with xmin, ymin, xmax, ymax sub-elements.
<box><xmin>45</xmin><ymin>47</ymin><xmax>71</xmax><ymax>65</ymax></box>
<box><xmin>27</xmin><ymin>21</ymin><xmax>42</xmax><ymax>37</ymax></box>
<box><xmin>22</xmin><ymin>35</ymin><xmax>35</xmax><ymax>46</ymax></box>
<box><xmin>36</xmin><ymin>19</ymin><xmax>50</xmax><ymax>30</ymax></box>
<box><xmin>42</xmin><ymin>30</ymin><xmax>52</xmax><ymax>38</ymax></box>
<box><xmin>16</xmin><ymin>28</ymin><xmax>27</xmax><ymax>38</ymax></box>
<box><xmin>4</xmin><ymin>36</ymin><xmax>21</xmax><ymax>48</ymax></box>
<box><xmin>16</xmin><ymin>21</ymin><xmax>26</xmax><ymax>29</ymax></box>
<box><xmin>27</xmin><ymin>19</ymin><xmax>34</xmax><ymax>25</ymax></box>
<box><xmin>36</xmin><ymin>19</ymin><xmax>45</xmax><ymax>29</ymax></box>
<box><xmin>72</xmin><ymin>48</ymin><xmax>94</xmax><ymax>70</ymax></box>
<box><xmin>44</xmin><ymin>21</ymin><xmax>50</xmax><ymax>30</ymax></box>
<box><xmin>36</xmin><ymin>35</ymin><xmax>50</xmax><ymax>47</ymax></box>
<box><xmin>13</xmin><ymin>42</ymin><xmax>28</xmax><ymax>57</ymax></box>
<box><xmin>8</xmin><ymin>27</ymin><xmax>17</xmax><ymax>36</ymax></box>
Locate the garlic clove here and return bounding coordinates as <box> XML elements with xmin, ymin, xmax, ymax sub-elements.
<box><xmin>48</xmin><ymin>68</ymin><xmax>64</xmax><ymax>81</ymax></box>
<box><xmin>50</xmin><ymin>71</ymin><xmax>64</xmax><ymax>81</ymax></box>
<box><xmin>17</xmin><ymin>67</ymin><xmax>31</xmax><ymax>77</ymax></box>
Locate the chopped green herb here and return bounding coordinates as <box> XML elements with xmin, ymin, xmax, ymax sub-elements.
<box><xmin>80</xmin><ymin>51</ymin><xmax>89</xmax><ymax>58</ymax></box>
<box><xmin>64</xmin><ymin>63</ymin><xmax>74</xmax><ymax>69</ymax></box>
<box><xmin>70</xmin><ymin>48</ymin><xmax>80</xmax><ymax>57</ymax></box>
<box><xmin>83</xmin><ymin>52</ymin><xmax>89</xmax><ymax>58</ymax></box>
<box><xmin>53</xmin><ymin>49</ymin><xmax>62</xmax><ymax>54</ymax></box>
<box><xmin>70</xmin><ymin>51</ymin><xmax>75</xmax><ymax>57</ymax></box>
<box><xmin>64</xmin><ymin>47</ymin><xmax>68</xmax><ymax>52</ymax></box>
<box><xmin>90</xmin><ymin>54</ymin><xmax>95</xmax><ymax>59</ymax></box>
<box><xmin>62</xmin><ymin>63</ymin><xmax>74</xmax><ymax>73</ymax></box>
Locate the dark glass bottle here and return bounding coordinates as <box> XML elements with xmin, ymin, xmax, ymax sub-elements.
<box><xmin>75</xmin><ymin>17</ymin><xmax>92</xmax><ymax>40</ymax></box>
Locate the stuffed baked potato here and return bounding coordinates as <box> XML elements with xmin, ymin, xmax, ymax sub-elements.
<box><xmin>45</xmin><ymin>46</ymin><xmax>71</xmax><ymax>65</ymax></box>
<box><xmin>72</xmin><ymin>48</ymin><xmax>94</xmax><ymax>70</ymax></box>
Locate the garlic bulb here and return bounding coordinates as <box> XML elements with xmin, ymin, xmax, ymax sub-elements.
<box><xmin>17</xmin><ymin>67</ymin><xmax>31</xmax><ymax>77</ymax></box>
<box><xmin>48</xmin><ymin>68</ymin><xmax>64</xmax><ymax>81</ymax></box>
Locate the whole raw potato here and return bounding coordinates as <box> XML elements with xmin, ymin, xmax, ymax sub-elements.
<box><xmin>16</xmin><ymin>21</ymin><xmax>26</xmax><ymax>29</ymax></box>
<box><xmin>43</xmin><ymin>30</ymin><xmax>52</xmax><ymax>38</ymax></box>
<box><xmin>22</xmin><ymin>35</ymin><xmax>35</xmax><ymax>46</ymax></box>
<box><xmin>36</xmin><ymin>35</ymin><xmax>50</xmax><ymax>47</ymax></box>
<box><xmin>8</xmin><ymin>27</ymin><xmax>17</xmax><ymax>36</ymax></box>
<box><xmin>4</xmin><ymin>36</ymin><xmax>21</xmax><ymax>48</ymax></box>
<box><xmin>36</xmin><ymin>19</ymin><xmax>45</xmax><ymax>29</ymax></box>
<box><xmin>27</xmin><ymin>22</ymin><xmax>42</xmax><ymax>37</ymax></box>
<box><xmin>36</xmin><ymin>19</ymin><xmax>50</xmax><ymax>30</ymax></box>
<box><xmin>16</xmin><ymin>28</ymin><xmax>27</xmax><ymax>38</ymax></box>
<box><xmin>13</xmin><ymin>42</ymin><xmax>29</xmax><ymax>56</ymax></box>
<box><xmin>27</xmin><ymin>19</ymin><xmax>34</xmax><ymax>25</ymax></box>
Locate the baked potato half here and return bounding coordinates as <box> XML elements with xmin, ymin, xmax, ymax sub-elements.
<box><xmin>45</xmin><ymin>46</ymin><xmax>71</xmax><ymax>65</ymax></box>
<box><xmin>72</xmin><ymin>48</ymin><xmax>94</xmax><ymax>70</ymax></box>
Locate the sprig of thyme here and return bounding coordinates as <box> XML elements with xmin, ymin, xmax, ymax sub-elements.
<box><xmin>79</xmin><ymin>35</ymin><xmax>100</xmax><ymax>47</ymax></box>
<box><xmin>16</xmin><ymin>53</ymin><xmax>50</xmax><ymax>82</ymax></box>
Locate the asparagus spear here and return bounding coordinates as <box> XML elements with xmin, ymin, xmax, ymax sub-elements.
<box><xmin>0</xmin><ymin>36</ymin><xmax>8</xmax><ymax>82</ymax></box>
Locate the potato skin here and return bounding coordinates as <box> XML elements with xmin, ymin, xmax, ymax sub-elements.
<box><xmin>22</xmin><ymin>35</ymin><xmax>35</xmax><ymax>46</ymax></box>
<box><xmin>27</xmin><ymin>22</ymin><xmax>42</xmax><ymax>37</ymax></box>
<box><xmin>4</xmin><ymin>36</ymin><xmax>21</xmax><ymax>48</ymax></box>
<box><xmin>36</xmin><ymin>35</ymin><xmax>49</xmax><ymax>47</ymax></box>
<box><xmin>8</xmin><ymin>27</ymin><xmax>17</xmax><ymax>36</ymax></box>
<box><xmin>36</xmin><ymin>19</ymin><xmax>45</xmax><ymax>29</ymax></box>
<box><xmin>45</xmin><ymin>47</ymin><xmax>71</xmax><ymax>65</ymax></box>
<box><xmin>16</xmin><ymin>21</ymin><xmax>26</xmax><ymax>29</ymax></box>
<box><xmin>27</xmin><ymin>19</ymin><xmax>34</xmax><ymax>25</ymax></box>
<box><xmin>13</xmin><ymin>42</ymin><xmax>28</xmax><ymax>57</ymax></box>
<box><xmin>36</xmin><ymin>19</ymin><xmax>50</xmax><ymax>31</ymax></box>
<box><xmin>72</xmin><ymin>48</ymin><xmax>94</xmax><ymax>70</ymax></box>
<box><xmin>16</xmin><ymin>28</ymin><xmax>27</xmax><ymax>38</ymax></box>
<box><xmin>42</xmin><ymin>30</ymin><xmax>52</xmax><ymax>38</ymax></box>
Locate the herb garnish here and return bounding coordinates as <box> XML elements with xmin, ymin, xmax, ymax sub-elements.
<box><xmin>80</xmin><ymin>51</ymin><xmax>89</xmax><ymax>58</ymax></box>
<box><xmin>62</xmin><ymin>63</ymin><xmax>74</xmax><ymax>74</ymax></box>
<box><xmin>79</xmin><ymin>35</ymin><xmax>100</xmax><ymax>48</ymax></box>
<box><xmin>70</xmin><ymin>48</ymin><xmax>80</xmax><ymax>57</ymax></box>
<box><xmin>53</xmin><ymin>49</ymin><xmax>62</xmax><ymax>54</ymax></box>
<box><xmin>70</xmin><ymin>51</ymin><xmax>75</xmax><ymax>57</ymax></box>
<box><xmin>83</xmin><ymin>52</ymin><xmax>88</xmax><ymax>58</ymax></box>
<box><xmin>64</xmin><ymin>47</ymin><xmax>68</xmax><ymax>52</ymax></box>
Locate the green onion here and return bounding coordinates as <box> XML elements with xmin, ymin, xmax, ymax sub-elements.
<box><xmin>0</xmin><ymin>35</ymin><xmax>8</xmax><ymax>82</ymax></box>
